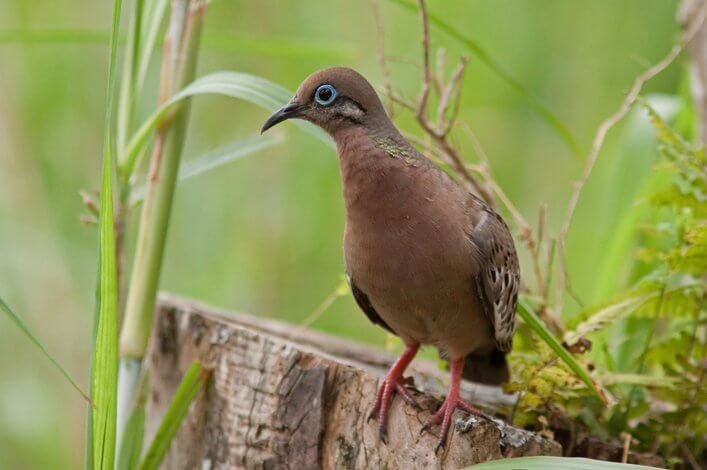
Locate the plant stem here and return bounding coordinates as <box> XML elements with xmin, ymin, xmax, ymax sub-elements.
<box><xmin>117</xmin><ymin>0</ymin><xmax>143</xmax><ymax>156</ymax></box>
<box><xmin>116</xmin><ymin>0</ymin><xmax>205</xmax><ymax>445</ymax></box>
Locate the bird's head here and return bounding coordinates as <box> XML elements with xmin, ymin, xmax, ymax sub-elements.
<box><xmin>261</xmin><ymin>67</ymin><xmax>390</xmax><ymax>136</ymax></box>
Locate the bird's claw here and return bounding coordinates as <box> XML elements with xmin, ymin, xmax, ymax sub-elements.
<box><xmin>379</xmin><ymin>427</ymin><xmax>388</xmax><ymax>444</ymax></box>
<box><xmin>369</xmin><ymin>374</ymin><xmax>419</xmax><ymax>442</ymax></box>
<box><xmin>420</xmin><ymin>422</ymin><xmax>432</xmax><ymax>436</ymax></box>
<box><xmin>395</xmin><ymin>381</ymin><xmax>421</xmax><ymax>410</ymax></box>
<box><xmin>422</xmin><ymin>394</ymin><xmax>485</xmax><ymax>451</ymax></box>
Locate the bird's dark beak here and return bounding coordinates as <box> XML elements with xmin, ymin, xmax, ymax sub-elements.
<box><xmin>261</xmin><ymin>103</ymin><xmax>305</xmax><ymax>134</ymax></box>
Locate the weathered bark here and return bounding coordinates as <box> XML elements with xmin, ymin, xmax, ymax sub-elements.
<box><xmin>146</xmin><ymin>293</ymin><xmax>560</xmax><ymax>469</ymax></box>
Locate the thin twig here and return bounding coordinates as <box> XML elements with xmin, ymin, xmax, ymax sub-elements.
<box><xmin>371</xmin><ymin>0</ymin><xmax>395</xmax><ymax>117</ymax></box>
<box><xmin>416</xmin><ymin>0</ymin><xmax>431</xmax><ymax>121</ymax></box>
<box><xmin>463</xmin><ymin>124</ymin><xmax>563</xmax><ymax>330</ymax></box>
<box><xmin>434</xmin><ymin>48</ymin><xmax>446</xmax><ymax>95</ymax></box>
<box><xmin>679</xmin><ymin>441</ymin><xmax>701</xmax><ymax>470</ymax></box>
<box><xmin>555</xmin><ymin>39</ymin><xmax>695</xmax><ymax>313</ymax></box>
<box><xmin>438</xmin><ymin>57</ymin><xmax>469</xmax><ymax>135</ymax></box>
<box><xmin>293</xmin><ymin>287</ymin><xmax>341</xmax><ymax>337</ymax></box>
<box><xmin>374</xmin><ymin>0</ymin><xmax>496</xmax><ymax>206</ymax></box>
<box><xmin>620</xmin><ymin>432</ymin><xmax>631</xmax><ymax>463</ymax></box>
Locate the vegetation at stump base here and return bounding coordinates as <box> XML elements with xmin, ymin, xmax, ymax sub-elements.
<box><xmin>506</xmin><ymin>101</ymin><xmax>706</xmax><ymax>467</ymax></box>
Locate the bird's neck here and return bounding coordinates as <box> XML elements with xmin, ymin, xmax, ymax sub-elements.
<box><xmin>334</xmin><ymin>126</ymin><xmax>425</xmax><ymax>216</ymax></box>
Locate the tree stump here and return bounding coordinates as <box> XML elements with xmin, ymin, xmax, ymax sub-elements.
<box><xmin>146</xmin><ymin>293</ymin><xmax>561</xmax><ymax>469</ymax></box>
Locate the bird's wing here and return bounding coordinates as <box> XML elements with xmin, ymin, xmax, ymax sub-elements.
<box><xmin>348</xmin><ymin>275</ymin><xmax>396</xmax><ymax>335</ymax></box>
<box><xmin>468</xmin><ymin>205</ymin><xmax>520</xmax><ymax>352</ymax></box>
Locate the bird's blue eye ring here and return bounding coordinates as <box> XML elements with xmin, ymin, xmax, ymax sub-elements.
<box><xmin>314</xmin><ymin>84</ymin><xmax>338</xmax><ymax>106</ymax></box>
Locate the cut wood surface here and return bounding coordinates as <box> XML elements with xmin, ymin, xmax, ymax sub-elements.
<box><xmin>146</xmin><ymin>293</ymin><xmax>560</xmax><ymax>469</ymax></box>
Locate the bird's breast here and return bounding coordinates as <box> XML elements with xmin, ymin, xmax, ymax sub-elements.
<box><xmin>342</xmin><ymin>171</ymin><xmax>491</xmax><ymax>355</ymax></box>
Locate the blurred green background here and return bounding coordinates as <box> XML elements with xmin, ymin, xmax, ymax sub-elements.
<box><xmin>0</xmin><ymin>0</ymin><xmax>682</xmax><ymax>467</ymax></box>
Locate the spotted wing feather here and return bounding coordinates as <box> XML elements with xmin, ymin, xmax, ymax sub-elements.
<box><xmin>469</xmin><ymin>206</ymin><xmax>520</xmax><ymax>352</ymax></box>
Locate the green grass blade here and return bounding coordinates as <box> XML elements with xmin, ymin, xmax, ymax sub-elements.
<box><xmin>130</xmin><ymin>132</ymin><xmax>283</xmax><ymax>203</ymax></box>
<box><xmin>469</xmin><ymin>456</ymin><xmax>660</xmax><ymax>469</ymax></box>
<box><xmin>116</xmin><ymin>407</ymin><xmax>145</xmax><ymax>470</ymax></box>
<box><xmin>92</xmin><ymin>127</ymin><xmax>120</xmax><ymax>468</ymax></box>
<box><xmin>0</xmin><ymin>296</ymin><xmax>90</xmax><ymax>402</ymax></box>
<box><xmin>137</xmin><ymin>0</ymin><xmax>168</xmax><ymax>88</ymax></box>
<box><xmin>517</xmin><ymin>299</ymin><xmax>615</xmax><ymax>406</ymax></box>
<box><xmin>117</xmin><ymin>371</ymin><xmax>149</xmax><ymax>470</ymax></box>
<box><xmin>386</xmin><ymin>0</ymin><xmax>581</xmax><ymax>159</ymax></box>
<box><xmin>117</xmin><ymin>0</ymin><xmax>144</xmax><ymax>153</ymax></box>
<box><xmin>92</xmin><ymin>106</ymin><xmax>120</xmax><ymax>470</ymax></box>
<box><xmin>118</xmin><ymin>71</ymin><xmax>332</xmax><ymax>179</ymax></box>
<box><xmin>89</xmin><ymin>0</ymin><xmax>123</xmax><ymax>468</ymax></box>
<box><xmin>139</xmin><ymin>362</ymin><xmax>209</xmax><ymax>470</ymax></box>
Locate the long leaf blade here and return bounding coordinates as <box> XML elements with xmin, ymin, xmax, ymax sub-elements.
<box><xmin>118</xmin><ymin>71</ymin><xmax>333</xmax><ymax>179</ymax></box>
<box><xmin>89</xmin><ymin>0</ymin><xmax>123</xmax><ymax>468</ymax></box>
<box><xmin>92</xmin><ymin>131</ymin><xmax>120</xmax><ymax>470</ymax></box>
<box><xmin>0</xmin><ymin>296</ymin><xmax>90</xmax><ymax>402</ymax></box>
<box><xmin>139</xmin><ymin>362</ymin><xmax>210</xmax><ymax>470</ymax></box>
<box><xmin>469</xmin><ymin>456</ymin><xmax>660</xmax><ymax>469</ymax></box>
<box><xmin>136</xmin><ymin>0</ymin><xmax>169</xmax><ymax>88</ymax></box>
<box><xmin>117</xmin><ymin>371</ymin><xmax>150</xmax><ymax>470</ymax></box>
<box><xmin>130</xmin><ymin>132</ymin><xmax>283</xmax><ymax>203</ymax></box>
<box><xmin>517</xmin><ymin>299</ymin><xmax>615</xmax><ymax>406</ymax></box>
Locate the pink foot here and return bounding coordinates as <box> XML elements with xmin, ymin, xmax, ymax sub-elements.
<box><xmin>421</xmin><ymin>357</ymin><xmax>490</xmax><ymax>451</ymax></box>
<box><xmin>368</xmin><ymin>343</ymin><xmax>420</xmax><ymax>443</ymax></box>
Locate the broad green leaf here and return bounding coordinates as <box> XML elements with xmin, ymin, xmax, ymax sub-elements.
<box><xmin>386</xmin><ymin>0</ymin><xmax>581</xmax><ymax>159</ymax></box>
<box><xmin>130</xmin><ymin>132</ymin><xmax>283</xmax><ymax>203</ymax></box>
<box><xmin>118</xmin><ymin>71</ymin><xmax>332</xmax><ymax>179</ymax></box>
<box><xmin>139</xmin><ymin>362</ymin><xmax>210</xmax><ymax>470</ymax></box>
<box><xmin>469</xmin><ymin>456</ymin><xmax>660</xmax><ymax>469</ymax></box>
<box><xmin>0</xmin><ymin>296</ymin><xmax>90</xmax><ymax>402</ymax></box>
<box><xmin>89</xmin><ymin>0</ymin><xmax>123</xmax><ymax>468</ymax></box>
<box><xmin>517</xmin><ymin>299</ymin><xmax>615</xmax><ymax>406</ymax></box>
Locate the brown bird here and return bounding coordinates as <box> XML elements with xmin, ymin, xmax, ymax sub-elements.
<box><xmin>262</xmin><ymin>67</ymin><xmax>519</xmax><ymax>449</ymax></box>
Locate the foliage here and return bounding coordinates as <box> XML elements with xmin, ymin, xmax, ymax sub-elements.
<box><xmin>139</xmin><ymin>362</ymin><xmax>210</xmax><ymax>470</ymax></box>
<box><xmin>506</xmin><ymin>100</ymin><xmax>706</xmax><ymax>466</ymax></box>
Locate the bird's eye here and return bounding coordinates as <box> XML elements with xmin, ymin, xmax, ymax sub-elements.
<box><xmin>314</xmin><ymin>84</ymin><xmax>338</xmax><ymax>106</ymax></box>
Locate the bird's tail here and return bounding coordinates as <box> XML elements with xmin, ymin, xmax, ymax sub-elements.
<box><xmin>462</xmin><ymin>348</ymin><xmax>510</xmax><ymax>386</ymax></box>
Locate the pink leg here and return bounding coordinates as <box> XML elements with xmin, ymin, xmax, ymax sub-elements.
<box><xmin>422</xmin><ymin>357</ymin><xmax>490</xmax><ymax>451</ymax></box>
<box><xmin>369</xmin><ymin>343</ymin><xmax>420</xmax><ymax>442</ymax></box>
